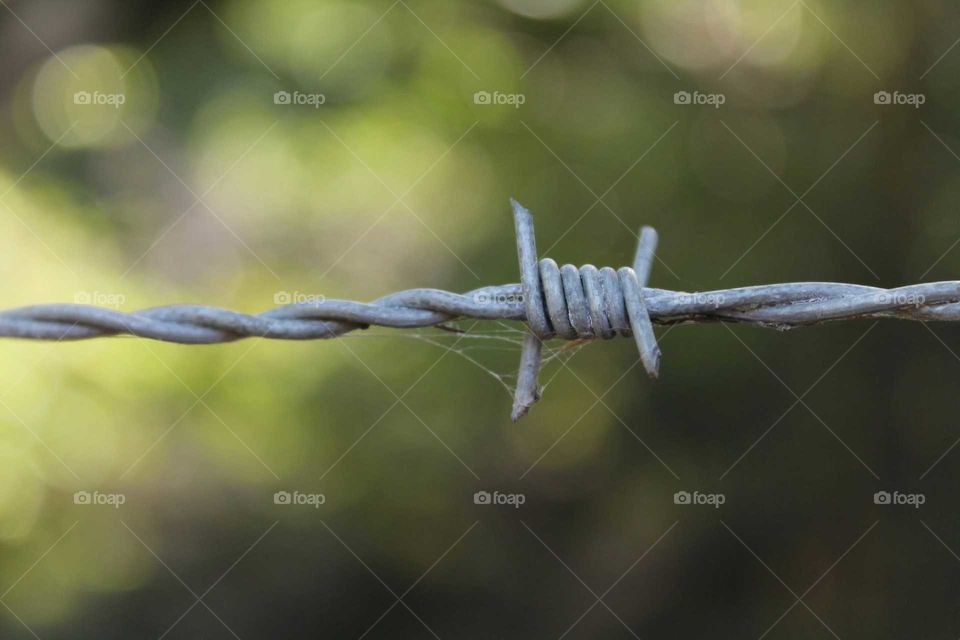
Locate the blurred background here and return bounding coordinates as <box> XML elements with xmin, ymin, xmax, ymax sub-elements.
<box><xmin>0</xmin><ymin>0</ymin><xmax>959</xmax><ymax>637</ymax></box>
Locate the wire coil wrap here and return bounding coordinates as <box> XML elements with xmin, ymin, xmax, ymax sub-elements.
<box><xmin>510</xmin><ymin>199</ymin><xmax>659</xmax><ymax>419</ymax></box>
<box><xmin>530</xmin><ymin>260</ymin><xmax>634</xmax><ymax>340</ymax></box>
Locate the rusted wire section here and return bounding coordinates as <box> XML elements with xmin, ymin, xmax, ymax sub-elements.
<box><xmin>1</xmin><ymin>199</ymin><xmax>957</xmax><ymax>419</ymax></box>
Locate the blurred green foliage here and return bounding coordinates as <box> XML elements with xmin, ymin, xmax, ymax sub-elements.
<box><xmin>2</xmin><ymin>0</ymin><xmax>960</xmax><ymax>637</ymax></box>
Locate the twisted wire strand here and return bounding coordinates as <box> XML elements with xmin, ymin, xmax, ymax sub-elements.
<box><xmin>0</xmin><ymin>286</ymin><xmax>525</xmax><ymax>343</ymax></box>
<box><xmin>7</xmin><ymin>282</ymin><xmax>959</xmax><ymax>343</ymax></box>
<box><xmin>1</xmin><ymin>199</ymin><xmax>958</xmax><ymax>419</ymax></box>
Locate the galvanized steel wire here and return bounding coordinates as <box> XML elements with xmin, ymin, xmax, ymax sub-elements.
<box><xmin>2</xmin><ymin>199</ymin><xmax>957</xmax><ymax>419</ymax></box>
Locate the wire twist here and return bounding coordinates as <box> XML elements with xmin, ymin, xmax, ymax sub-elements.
<box><xmin>3</xmin><ymin>199</ymin><xmax>960</xmax><ymax>420</ymax></box>
<box><xmin>510</xmin><ymin>199</ymin><xmax>659</xmax><ymax>419</ymax></box>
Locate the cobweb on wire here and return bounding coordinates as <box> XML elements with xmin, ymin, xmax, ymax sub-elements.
<box><xmin>340</xmin><ymin>320</ymin><xmax>587</xmax><ymax>398</ymax></box>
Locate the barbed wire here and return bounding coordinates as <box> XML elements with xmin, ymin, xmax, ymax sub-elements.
<box><xmin>2</xmin><ymin>199</ymin><xmax>958</xmax><ymax>420</ymax></box>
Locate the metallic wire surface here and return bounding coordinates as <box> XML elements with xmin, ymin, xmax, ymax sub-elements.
<box><xmin>2</xmin><ymin>200</ymin><xmax>954</xmax><ymax>418</ymax></box>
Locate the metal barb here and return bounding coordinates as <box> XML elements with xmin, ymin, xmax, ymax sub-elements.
<box><xmin>3</xmin><ymin>200</ymin><xmax>960</xmax><ymax>419</ymax></box>
<box><xmin>508</xmin><ymin>201</ymin><xmax>661</xmax><ymax>420</ymax></box>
